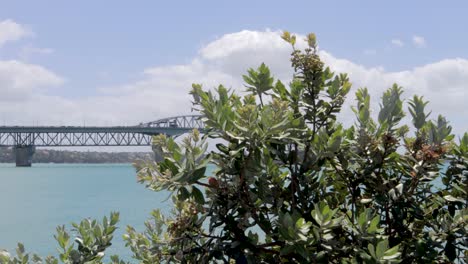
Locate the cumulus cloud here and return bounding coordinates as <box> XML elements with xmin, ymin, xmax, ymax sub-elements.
<box><xmin>199</xmin><ymin>30</ymin><xmax>295</xmax><ymax>81</ymax></box>
<box><xmin>319</xmin><ymin>52</ymin><xmax>468</xmax><ymax>134</ymax></box>
<box><xmin>391</xmin><ymin>39</ymin><xmax>404</xmax><ymax>47</ymax></box>
<box><xmin>0</xmin><ymin>30</ymin><xmax>466</xmax><ymax>137</ymax></box>
<box><xmin>0</xmin><ymin>60</ymin><xmax>63</xmax><ymax>101</ymax></box>
<box><xmin>0</xmin><ymin>19</ymin><xmax>31</xmax><ymax>47</ymax></box>
<box><xmin>412</xmin><ymin>35</ymin><xmax>426</xmax><ymax>48</ymax></box>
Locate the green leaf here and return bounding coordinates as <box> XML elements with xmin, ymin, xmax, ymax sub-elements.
<box><xmin>383</xmin><ymin>244</ymin><xmax>401</xmax><ymax>260</ymax></box>
<box><xmin>178</xmin><ymin>187</ymin><xmax>190</xmax><ymax>201</ymax></box>
<box><xmin>191</xmin><ymin>166</ymin><xmax>207</xmax><ymax>182</ymax></box>
<box><xmin>376</xmin><ymin>240</ymin><xmax>388</xmax><ymax>259</ymax></box>
<box><xmin>443</xmin><ymin>195</ymin><xmax>465</xmax><ymax>203</ymax></box>
<box><xmin>360</xmin><ymin>198</ymin><xmax>372</xmax><ymax>204</ymax></box>
<box><xmin>368</xmin><ymin>244</ymin><xmax>376</xmax><ymax>259</ymax></box>
<box><xmin>192</xmin><ymin>186</ymin><xmax>205</xmax><ymax>204</ymax></box>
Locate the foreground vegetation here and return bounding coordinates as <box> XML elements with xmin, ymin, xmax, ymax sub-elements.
<box><xmin>1</xmin><ymin>32</ymin><xmax>467</xmax><ymax>263</ymax></box>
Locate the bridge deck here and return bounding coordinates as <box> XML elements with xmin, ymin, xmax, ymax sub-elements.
<box><xmin>0</xmin><ymin>126</ymin><xmax>190</xmax><ymax>134</ymax></box>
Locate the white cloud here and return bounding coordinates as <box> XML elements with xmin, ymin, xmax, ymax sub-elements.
<box><xmin>199</xmin><ymin>29</ymin><xmax>295</xmax><ymax>81</ymax></box>
<box><xmin>319</xmin><ymin>52</ymin><xmax>468</xmax><ymax>135</ymax></box>
<box><xmin>412</xmin><ymin>35</ymin><xmax>426</xmax><ymax>48</ymax></box>
<box><xmin>391</xmin><ymin>39</ymin><xmax>404</xmax><ymax>47</ymax></box>
<box><xmin>0</xmin><ymin>30</ymin><xmax>466</xmax><ymax>138</ymax></box>
<box><xmin>0</xmin><ymin>19</ymin><xmax>31</xmax><ymax>47</ymax></box>
<box><xmin>200</xmin><ymin>29</ymin><xmax>291</xmax><ymax>61</ymax></box>
<box><xmin>0</xmin><ymin>60</ymin><xmax>64</xmax><ymax>101</ymax></box>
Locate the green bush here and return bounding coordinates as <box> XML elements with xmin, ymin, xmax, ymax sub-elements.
<box><xmin>1</xmin><ymin>32</ymin><xmax>466</xmax><ymax>263</ymax></box>
<box><xmin>131</xmin><ymin>32</ymin><xmax>467</xmax><ymax>263</ymax></box>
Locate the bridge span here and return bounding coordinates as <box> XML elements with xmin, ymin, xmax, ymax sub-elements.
<box><xmin>0</xmin><ymin>115</ymin><xmax>203</xmax><ymax>167</ymax></box>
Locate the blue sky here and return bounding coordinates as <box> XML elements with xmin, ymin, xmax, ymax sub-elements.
<box><xmin>0</xmin><ymin>1</ymin><xmax>467</xmax><ymax>137</ymax></box>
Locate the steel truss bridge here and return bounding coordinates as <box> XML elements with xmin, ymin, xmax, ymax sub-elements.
<box><xmin>0</xmin><ymin>115</ymin><xmax>203</xmax><ymax>166</ymax></box>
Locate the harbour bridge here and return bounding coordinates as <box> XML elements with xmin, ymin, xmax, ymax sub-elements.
<box><xmin>0</xmin><ymin>115</ymin><xmax>204</xmax><ymax>167</ymax></box>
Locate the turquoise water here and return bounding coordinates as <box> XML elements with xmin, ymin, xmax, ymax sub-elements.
<box><xmin>0</xmin><ymin>163</ymin><xmax>171</xmax><ymax>260</ymax></box>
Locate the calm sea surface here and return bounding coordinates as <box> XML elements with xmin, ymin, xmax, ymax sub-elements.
<box><xmin>0</xmin><ymin>163</ymin><xmax>173</xmax><ymax>260</ymax></box>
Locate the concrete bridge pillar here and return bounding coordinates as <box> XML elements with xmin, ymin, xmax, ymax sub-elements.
<box><xmin>14</xmin><ymin>145</ymin><xmax>35</xmax><ymax>167</ymax></box>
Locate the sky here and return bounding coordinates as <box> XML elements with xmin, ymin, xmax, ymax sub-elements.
<box><xmin>0</xmin><ymin>1</ymin><xmax>467</xmax><ymax>148</ymax></box>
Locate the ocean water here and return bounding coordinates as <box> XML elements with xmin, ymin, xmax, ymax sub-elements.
<box><xmin>0</xmin><ymin>163</ymin><xmax>172</xmax><ymax>260</ymax></box>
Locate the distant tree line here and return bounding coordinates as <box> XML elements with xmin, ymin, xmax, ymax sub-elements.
<box><xmin>0</xmin><ymin>147</ymin><xmax>153</xmax><ymax>163</ymax></box>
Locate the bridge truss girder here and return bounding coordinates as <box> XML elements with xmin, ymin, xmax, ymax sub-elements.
<box><xmin>0</xmin><ymin>132</ymin><xmax>153</xmax><ymax>147</ymax></box>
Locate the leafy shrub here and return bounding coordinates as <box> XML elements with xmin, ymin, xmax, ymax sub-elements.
<box><xmin>131</xmin><ymin>32</ymin><xmax>467</xmax><ymax>263</ymax></box>
<box><xmin>1</xmin><ymin>32</ymin><xmax>466</xmax><ymax>263</ymax></box>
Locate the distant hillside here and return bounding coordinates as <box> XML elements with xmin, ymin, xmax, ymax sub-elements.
<box><xmin>0</xmin><ymin>147</ymin><xmax>153</xmax><ymax>163</ymax></box>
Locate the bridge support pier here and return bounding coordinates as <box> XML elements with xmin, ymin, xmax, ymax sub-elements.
<box><xmin>14</xmin><ymin>145</ymin><xmax>35</xmax><ymax>167</ymax></box>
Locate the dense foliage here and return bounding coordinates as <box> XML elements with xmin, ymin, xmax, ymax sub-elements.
<box><xmin>1</xmin><ymin>32</ymin><xmax>467</xmax><ymax>263</ymax></box>
<box><xmin>129</xmin><ymin>32</ymin><xmax>467</xmax><ymax>263</ymax></box>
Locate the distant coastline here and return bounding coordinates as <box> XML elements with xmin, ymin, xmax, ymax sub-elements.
<box><xmin>0</xmin><ymin>147</ymin><xmax>153</xmax><ymax>163</ymax></box>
